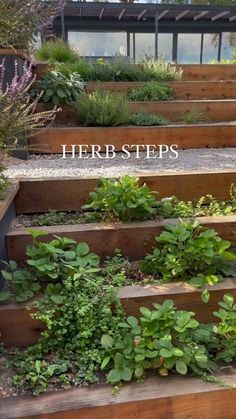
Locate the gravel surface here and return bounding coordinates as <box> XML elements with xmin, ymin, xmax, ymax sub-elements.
<box><xmin>4</xmin><ymin>148</ymin><xmax>236</xmax><ymax>179</ymax></box>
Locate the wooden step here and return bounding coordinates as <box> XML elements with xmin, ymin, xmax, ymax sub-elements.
<box><xmin>31</xmin><ymin>123</ymin><xmax>236</xmax><ymax>154</ymax></box>
<box><xmin>177</xmin><ymin>64</ymin><xmax>236</xmax><ymax>81</ymax></box>
<box><xmin>129</xmin><ymin>99</ymin><xmax>236</xmax><ymax>122</ymax></box>
<box><xmin>0</xmin><ymin>368</ymin><xmax>235</xmax><ymax>419</ymax></box>
<box><xmin>6</xmin><ymin>215</ymin><xmax>236</xmax><ymax>262</ymax></box>
<box><xmin>1</xmin><ymin>279</ymin><xmax>235</xmax><ymax>347</ymax></box>
<box><xmin>15</xmin><ymin>171</ymin><xmax>236</xmax><ymax>214</ymax></box>
<box><xmin>87</xmin><ymin>80</ymin><xmax>236</xmax><ymax>100</ymax></box>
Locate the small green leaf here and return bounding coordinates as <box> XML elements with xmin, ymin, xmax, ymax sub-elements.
<box><xmin>127</xmin><ymin>316</ymin><xmax>138</xmax><ymax>328</ymax></box>
<box><xmin>175</xmin><ymin>359</ymin><xmax>187</xmax><ymax>375</ymax></box>
<box><xmin>121</xmin><ymin>367</ymin><xmax>132</xmax><ymax>382</ymax></box>
<box><xmin>201</xmin><ymin>289</ymin><xmax>210</xmax><ymax>304</ymax></box>
<box><xmin>101</xmin><ymin>334</ymin><xmax>113</xmax><ymax>349</ymax></box>
<box><xmin>101</xmin><ymin>356</ymin><xmax>111</xmax><ymax>370</ymax></box>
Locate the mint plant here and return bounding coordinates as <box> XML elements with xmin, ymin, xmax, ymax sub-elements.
<box><xmin>101</xmin><ymin>300</ymin><xmax>213</xmax><ymax>384</ymax></box>
<box><xmin>142</xmin><ymin>220</ymin><xmax>236</xmax><ymax>302</ymax></box>
<box><xmin>83</xmin><ymin>176</ymin><xmax>157</xmax><ymax>222</ymax></box>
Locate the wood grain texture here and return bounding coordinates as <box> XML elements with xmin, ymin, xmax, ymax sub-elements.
<box><xmin>6</xmin><ymin>215</ymin><xmax>236</xmax><ymax>261</ymax></box>
<box><xmin>1</xmin><ymin>279</ymin><xmax>235</xmax><ymax>346</ymax></box>
<box><xmin>177</xmin><ymin>64</ymin><xmax>236</xmax><ymax>81</ymax></box>
<box><xmin>0</xmin><ymin>183</ymin><xmax>19</xmax><ymax>221</ymax></box>
<box><xmin>34</xmin><ymin>62</ymin><xmax>236</xmax><ymax>81</ymax></box>
<box><xmin>15</xmin><ymin>171</ymin><xmax>236</xmax><ymax>214</ymax></box>
<box><xmin>30</xmin><ymin>123</ymin><xmax>236</xmax><ymax>154</ymax></box>
<box><xmin>87</xmin><ymin>80</ymin><xmax>236</xmax><ymax>99</ymax></box>
<box><xmin>1</xmin><ymin>370</ymin><xmax>236</xmax><ymax>419</ymax></box>
<box><xmin>129</xmin><ymin>99</ymin><xmax>236</xmax><ymax>122</ymax></box>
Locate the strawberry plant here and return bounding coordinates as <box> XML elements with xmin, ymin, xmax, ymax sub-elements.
<box><xmin>142</xmin><ymin>220</ymin><xmax>236</xmax><ymax>302</ymax></box>
<box><xmin>101</xmin><ymin>300</ymin><xmax>215</xmax><ymax>384</ymax></box>
<box><xmin>83</xmin><ymin>176</ymin><xmax>157</xmax><ymax>222</ymax></box>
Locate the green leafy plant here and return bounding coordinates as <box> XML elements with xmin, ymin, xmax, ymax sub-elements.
<box><xmin>101</xmin><ymin>300</ymin><xmax>214</xmax><ymax>384</ymax></box>
<box><xmin>57</xmin><ymin>58</ymin><xmax>182</xmax><ymax>82</ymax></box>
<box><xmin>35</xmin><ymin>39</ymin><xmax>79</xmax><ymax>64</ymax></box>
<box><xmin>0</xmin><ymin>0</ymin><xmax>63</xmax><ymax>49</ymax></box>
<box><xmin>214</xmin><ymin>294</ymin><xmax>236</xmax><ymax>362</ymax></box>
<box><xmin>83</xmin><ymin>176</ymin><xmax>157</xmax><ymax>222</ymax></box>
<box><xmin>34</xmin><ymin>69</ymin><xmax>85</xmax><ymax>106</ymax></box>
<box><xmin>130</xmin><ymin>110</ymin><xmax>168</xmax><ymax>126</ymax></box>
<box><xmin>158</xmin><ymin>185</ymin><xmax>236</xmax><ymax>218</ymax></box>
<box><xmin>142</xmin><ymin>220</ymin><xmax>236</xmax><ymax>302</ymax></box>
<box><xmin>0</xmin><ymin>163</ymin><xmax>9</xmax><ymax>200</ymax></box>
<box><xmin>74</xmin><ymin>89</ymin><xmax>129</xmax><ymax>127</ymax></box>
<box><xmin>181</xmin><ymin>109</ymin><xmax>207</xmax><ymax>125</ymax></box>
<box><xmin>128</xmin><ymin>82</ymin><xmax>175</xmax><ymax>101</ymax></box>
<box><xmin>0</xmin><ymin>260</ymin><xmax>40</xmax><ymax>302</ymax></box>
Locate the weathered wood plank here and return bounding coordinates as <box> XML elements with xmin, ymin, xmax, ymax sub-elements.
<box><xmin>6</xmin><ymin>215</ymin><xmax>236</xmax><ymax>261</ymax></box>
<box><xmin>1</xmin><ymin>279</ymin><xmax>235</xmax><ymax>346</ymax></box>
<box><xmin>86</xmin><ymin>80</ymin><xmax>236</xmax><ymax>100</ymax></box>
<box><xmin>129</xmin><ymin>99</ymin><xmax>236</xmax><ymax>122</ymax></box>
<box><xmin>15</xmin><ymin>171</ymin><xmax>236</xmax><ymax>214</ymax></box>
<box><xmin>177</xmin><ymin>64</ymin><xmax>236</xmax><ymax>81</ymax></box>
<box><xmin>0</xmin><ymin>370</ymin><xmax>236</xmax><ymax>419</ymax></box>
<box><xmin>30</xmin><ymin>123</ymin><xmax>236</xmax><ymax>154</ymax></box>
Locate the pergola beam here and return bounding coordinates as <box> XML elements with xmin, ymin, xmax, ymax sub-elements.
<box><xmin>193</xmin><ymin>11</ymin><xmax>209</xmax><ymax>21</ymax></box>
<box><xmin>99</xmin><ymin>8</ymin><xmax>105</xmax><ymax>20</ymax></box>
<box><xmin>229</xmin><ymin>14</ymin><xmax>236</xmax><ymax>22</ymax></box>
<box><xmin>175</xmin><ymin>10</ymin><xmax>190</xmax><ymax>21</ymax></box>
<box><xmin>119</xmin><ymin>8</ymin><xmax>126</xmax><ymax>21</ymax></box>
<box><xmin>137</xmin><ymin>9</ymin><xmax>147</xmax><ymax>21</ymax></box>
<box><xmin>157</xmin><ymin>9</ymin><xmax>169</xmax><ymax>21</ymax></box>
<box><xmin>212</xmin><ymin>11</ymin><xmax>230</xmax><ymax>22</ymax></box>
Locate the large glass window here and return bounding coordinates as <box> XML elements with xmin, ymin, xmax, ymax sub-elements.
<box><xmin>158</xmin><ymin>33</ymin><xmax>173</xmax><ymax>62</ymax></box>
<box><xmin>135</xmin><ymin>33</ymin><xmax>155</xmax><ymax>62</ymax></box>
<box><xmin>177</xmin><ymin>34</ymin><xmax>201</xmax><ymax>64</ymax></box>
<box><xmin>68</xmin><ymin>31</ymin><xmax>127</xmax><ymax>57</ymax></box>
<box><xmin>221</xmin><ymin>32</ymin><xmax>236</xmax><ymax>60</ymax></box>
<box><xmin>202</xmin><ymin>34</ymin><xmax>218</xmax><ymax>63</ymax></box>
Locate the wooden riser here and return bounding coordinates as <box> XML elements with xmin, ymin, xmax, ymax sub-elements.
<box><xmin>15</xmin><ymin>171</ymin><xmax>236</xmax><ymax>214</ymax></box>
<box><xmin>31</xmin><ymin>123</ymin><xmax>236</xmax><ymax>154</ymax></box>
<box><xmin>0</xmin><ymin>371</ymin><xmax>236</xmax><ymax>419</ymax></box>
<box><xmin>1</xmin><ymin>279</ymin><xmax>236</xmax><ymax>346</ymax></box>
<box><xmin>177</xmin><ymin>64</ymin><xmax>236</xmax><ymax>81</ymax></box>
<box><xmin>6</xmin><ymin>216</ymin><xmax>236</xmax><ymax>262</ymax></box>
<box><xmin>36</xmin><ymin>100</ymin><xmax>236</xmax><ymax>125</ymax></box>
<box><xmin>87</xmin><ymin>80</ymin><xmax>236</xmax><ymax>100</ymax></box>
<box><xmin>129</xmin><ymin>100</ymin><xmax>236</xmax><ymax>122</ymax></box>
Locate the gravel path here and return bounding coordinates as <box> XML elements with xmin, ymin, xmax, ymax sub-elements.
<box><xmin>4</xmin><ymin>148</ymin><xmax>236</xmax><ymax>179</ymax></box>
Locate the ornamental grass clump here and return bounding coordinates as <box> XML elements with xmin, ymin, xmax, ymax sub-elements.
<box><xmin>35</xmin><ymin>39</ymin><xmax>79</xmax><ymax>64</ymax></box>
<box><xmin>0</xmin><ymin>0</ymin><xmax>64</xmax><ymax>49</ymax></box>
<box><xmin>0</xmin><ymin>60</ymin><xmax>57</xmax><ymax>153</ymax></box>
<box><xmin>74</xmin><ymin>89</ymin><xmax>130</xmax><ymax>127</ymax></box>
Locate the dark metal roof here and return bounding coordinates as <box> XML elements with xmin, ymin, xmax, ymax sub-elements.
<box><xmin>61</xmin><ymin>1</ymin><xmax>236</xmax><ymax>24</ymax></box>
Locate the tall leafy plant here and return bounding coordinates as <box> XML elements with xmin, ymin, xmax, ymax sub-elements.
<box><xmin>0</xmin><ymin>0</ymin><xmax>64</xmax><ymax>49</ymax></box>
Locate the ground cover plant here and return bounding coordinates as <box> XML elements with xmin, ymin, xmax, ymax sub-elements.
<box><xmin>181</xmin><ymin>109</ymin><xmax>207</xmax><ymax>125</ymax></box>
<box><xmin>34</xmin><ymin>68</ymin><xmax>85</xmax><ymax>106</ymax></box>
<box><xmin>73</xmin><ymin>89</ymin><xmax>130</xmax><ymax>127</ymax></box>
<box><xmin>142</xmin><ymin>220</ymin><xmax>236</xmax><ymax>303</ymax></box>
<box><xmin>12</xmin><ymin>178</ymin><xmax>236</xmax><ymax>227</ymax></box>
<box><xmin>129</xmin><ymin>110</ymin><xmax>169</xmax><ymax>126</ymax></box>
<box><xmin>0</xmin><ymin>228</ymin><xmax>235</xmax><ymax>395</ymax></box>
<box><xmin>127</xmin><ymin>82</ymin><xmax>175</xmax><ymax>101</ymax></box>
<box><xmin>35</xmin><ymin>39</ymin><xmax>79</xmax><ymax>64</ymax></box>
<box><xmin>101</xmin><ymin>295</ymin><xmax>236</xmax><ymax>386</ymax></box>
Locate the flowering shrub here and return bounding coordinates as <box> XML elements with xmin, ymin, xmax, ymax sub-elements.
<box><xmin>0</xmin><ymin>0</ymin><xmax>64</xmax><ymax>49</ymax></box>
<box><xmin>0</xmin><ymin>60</ymin><xmax>57</xmax><ymax>152</ymax></box>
